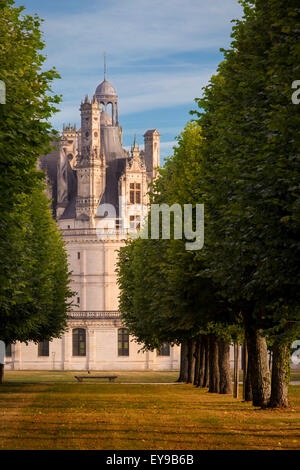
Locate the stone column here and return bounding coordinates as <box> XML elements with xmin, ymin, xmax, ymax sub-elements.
<box><xmin>63</xmin><ymin>329</ymin><xmax>72</xmax><ymax>370</ymax></box>
<box><xmin>81</xmin><ymin>248</ymin><xmax>87</xmax><ymax>310</ymax></box>
<box><xmin>116</xmin><ymin>102</ymin><xmax>119</xmax><ymax>126</ymax></box>
<box><xmin>88</xmin><ymin>328</ymin><xmax>97</xmax><ymax>370</ymax></box>
<box><xmin>147</xmin><ymin>350</ymin><xmax>154</xmax><ymax>370</ymax></box>
<box><xmin>112</xmin><ymin>102</ymin><xmax>115</xmax><ymax>126</ymax></box>
<box><xmin>145</xmin><ymin>349</ymin><xmax>150</xmax><ymax>370</ymax></box>
<box><xmin>102</xmin><ymin>245</ymin><xmax>107</xmax><ymax>310</ymax></box>
<box><xmin>169</xmin><ymin>345</ymin><xmax>174</xmax><ymax>371</ymax></box>
<box><xmin>13</xmin><ymin>341</ymin><xmax>22</xmax><ymax>370</ymax></box>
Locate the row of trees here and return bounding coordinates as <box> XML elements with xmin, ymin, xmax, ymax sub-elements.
<box><xmin>0</xmin><ymin>0</ymin><xmax>73</xmax><ymax>382</ymax></box>
<box><xmin>117</xmin><ymin>0</ymin><xmax>300</xmax><ymax>408</ymax></box>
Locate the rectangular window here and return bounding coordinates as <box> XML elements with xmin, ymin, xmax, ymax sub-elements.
<box><xmin>73</xmin><ymin>328</ymin><xmax>86</xmax><ymax>356</ymax></box>
<box><xmin>77</xmin><ymin>297</ymin><xmax>80</xmax><ymax>305</ymax></box>
<box><xmin>5</xmin><ymin>344</ymin><xmax>12</xmax><ymax>357</ymax></box>
<box><xmin>157</xmin><ymin>342</ymin><xmax>170</xmax><ymax>356</ymax></box>
<box><xmin>129</xmin><ymin>182</ymin><xmax>141</xmax><ymax>204</ymax></box>
<box><xmin>129</xmin><ymin>215</ymin><xmax>135</xmax><ymax>229</ymax></box>
<box><xmin>77</xmin><ymin>252</ymin><xmax>80</xmax><ymax>259</ymax></box>
<box><xmin>129</xmin><ymin>215</ymin><xmax>141</xmax><ymax>230</ymax></box>
<box><xmin>118</xmin><ymin>328</ymin><xmax>129</xmax><ymax>356</ymax></box>
<box><xmin>136</xmin><ymin>183</ymin><xmax>141</xmax><ymax>203</ymax></box>
<box><xmin>38</xmin><ymin>340</ymin><xmax>49</xmax><ymax>357</ymax></box>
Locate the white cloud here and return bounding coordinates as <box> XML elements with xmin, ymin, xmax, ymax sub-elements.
<box><xmin>117</xmin><ymin>69</ymin><xmax>212</xmax><ymax>114</ymax></box>
<box><xmin>122</xmin><ymin>126</ymin><xmax>181</xmax><ymax>137</ymax></box>
<box><xmin>124</xmin><ymin>140</ymin><xmax>177</xmax><ymax>162</ymax></box>
<box><xmin>51</xmin><ymin>67</ymin><xmax>212</xmax><ymax>129</ymax></box>
<box><xmin>37</xmin><ymin>0</ymin><xmax>243</xmax><ymax>131</ymax></box>
<box><xmin>42</xmin><ymin>0</ymin><xmax>243</xmax><ymax>70</ymax></box>
<box><xmin>124</xmin><ymin>141</ymin><xmax>177</xmax><ymax>151</ymax></box>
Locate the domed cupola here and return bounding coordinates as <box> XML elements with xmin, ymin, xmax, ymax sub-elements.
<box><xmin>96</xmin><ymin>79</ymin><xmax>117</xmax><ymax>100</ymax></box>
<box><xmin>95</xmin><ymin>77</ymin><xmax>119</xmax><ymax>127</ymax></box>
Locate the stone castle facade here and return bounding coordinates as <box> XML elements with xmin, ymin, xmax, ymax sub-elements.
<box><xmin>5</xmin><ymin>75</ymin><xmax>180</xmax><ymax>371</ymax></box>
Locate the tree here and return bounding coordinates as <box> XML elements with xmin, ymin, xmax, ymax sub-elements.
<box><xmin>0</xmin><ymin>0</ymin><xmax>72</xmax><ymax>382</ymax></box>
<box><xmin>193</xmin><ymin>0</ymin><xmax>300</xmax><ymax>407</ymax></box>
<box><xmin>117</xmin><ymin>123</ymin><xmax>239</xmax><ymax>392</ymax></box>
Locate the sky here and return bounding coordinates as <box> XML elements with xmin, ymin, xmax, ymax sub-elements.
<box><xmin>14</xmin><ymin>0</ymin><xmax>243</xmax><ymax>162</ymax></box>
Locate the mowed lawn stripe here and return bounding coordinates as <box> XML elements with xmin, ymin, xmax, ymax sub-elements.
<box><xmin>0</xmin><ymin>383</ymin><xmax>299</xmax><ymax>450</ymax></box>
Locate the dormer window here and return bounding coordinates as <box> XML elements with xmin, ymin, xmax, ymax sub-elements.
<box><xmin>129</xmin><ymin>183</ymin><xmax>141</xmax><ymax>204</ymax></box>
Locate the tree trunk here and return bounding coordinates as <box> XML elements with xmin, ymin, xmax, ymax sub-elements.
<box><xmin>243</xmin><ymin>341</ymin><xmax>253</xmax><ymax>402</ymax></box>
<box><xmin>203</xmin><ymin>336</ymin><xmax>210</xmax><ymax>388</ymax></box>
<box><xmin>187</xmin><ymin>339</ymin><xmax>196</xmax><ymax>384</ymax></box>
<box><xmin>233</xmin><ymin>342</ymin><xmax>239</xmax><ymax>398</ymax></box>
<box><xmin>177</xmin><ymin>340</ymin><xmax>188</xmax><ymax>382</ymax></box>
<box><xmin>246</xmin><ymin>327</ymin><xmax>271</xmax><ymax>408</ymax></box>
<box><xmin>218</xmin><ymin>339</ymin><xmax>233</xmax><ymax>394</ymax></box>
<box><xmin>193</xmin><ymin>338</ymin><xmax>201</xmax><ymax>386</ymax></box>
<box><xmin>198</xmin><ymin>337</ymin><xmax>206</xmax><ymax>387</ymax></box>
<box><xmin>269</xmin><ymin>350</ymin><xmax>273</xmax><ymax>371</ymax></box>
<box><xmin>209</xmin><ymin>335</ymin><xmax>220</xmax><ymax>393</ymax></box>
<box><xmin>269</xmin><ymin>342</ymin><xmax>290</xmax><ymax>408</ymax></box>
<box><xmin>0</xmin><ymin>364</ymin><xmax>4</xmax><ymax>384</ymax></box>
<box><xmin>244</xmin><ymin>354</ymin><xmax>253</xmax><ymax>402</ymax></box>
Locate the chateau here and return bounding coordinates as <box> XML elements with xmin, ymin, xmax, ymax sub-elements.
<box><xmin>5</xmin><ymin>74</ymin><xmax>180</xmax><ymax>371</ymax></box>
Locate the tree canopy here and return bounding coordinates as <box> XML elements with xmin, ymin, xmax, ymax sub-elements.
<box><xmin>117</xmin><ymin>0</ymin><xmax>300</xmax><ymax>408</ymax></box>
<box><xmin>0</xmin><ymin>0</ymin><xmax>73</xmax><ymax>349</ymax></box>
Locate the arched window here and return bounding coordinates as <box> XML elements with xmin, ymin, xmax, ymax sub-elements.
<box><xmin>5</xmin><ymin>344</ymin><xmax>12</xmax><ymax>357</ymax></box>
<box><xmin>73</xmin><ymin>328</ymin><xmax>86</xmax><ymax>356</ymax></box>
<box><xmin>38</xmin><ymin>340</ymin><xmax>49</xmax><ymax>357</ymax></box>
<box><xmin>157</xmin><ymin>342</ymin><xmax>170</xmax><ymax>356</ymax></box>
<box><xmin>118</xmin><ymin>328</ymin><xmax>129</xmax><ymax>356</ymax></box>
<box><xmin>106</xmin><ymin>102</ymin><xmax>113</xmax><ymax>123</ymax></box>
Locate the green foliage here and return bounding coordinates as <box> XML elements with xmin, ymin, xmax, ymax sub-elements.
<box><xmin>0</xmin><ymin>0</ymin><xmax>72</xmax><ymax>344</ymax></box>
<box><xmin>117</xmin><ymin>123</ymin><xmax>238</xmax><ymax>349</ymax></box>
<box><xmin>0</xmin><ymin>0</ymin><xmax>61</xmax><ymax>202</ymax></box>
<box><xmin>150</xmin><ymin>122</ymin><xmax>203</xmax><ymax>205</ymax></box>
<box><xmin>117</xmin><ymin>0</ymin><xmax>300</xmax><ymax>354</ymax></box>
<box><xmin>0</xmin><ymin>186</ymin><xmax>73</xmax><ymax>343</ymax></box>
<box><xmin>192</xmin><ymin>0</ymin><xmax>300</xmax><ymax>343</ymax></box>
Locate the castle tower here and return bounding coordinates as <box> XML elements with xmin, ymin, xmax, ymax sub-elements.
<box><xmin>94</xmin><ymin>62</ymin><xmax>128</xmax><ymax>161</ymax></box>
<box><xmin>74</xmin><ymin>94</ymin><xmax>106</xmax><ymax>223</ymax></box>
<box><xmin>57</xmin><ymin>124</ymin><xmax>77</xmax><ymax>218</ymax></box>
<box><xmin>143</xmin><ymin>129</ymin><xmax>160</xmax><ymax>179</ymax></box>
<box><xmin>21</xmin><ymin>67</ymin><xmax>181</xmax><ymax>373</ymax></box>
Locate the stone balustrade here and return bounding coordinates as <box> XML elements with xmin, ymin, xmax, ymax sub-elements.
<box><xmin>68</xmin><ymin>310</ymin><xmax>120</xmax><ymax>319</ymax></box>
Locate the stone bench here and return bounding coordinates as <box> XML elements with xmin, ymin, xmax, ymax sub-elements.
<box><xmin>74</xmin><ymin>375</ymin><xmax>118</xmax><ymax>383</ymax></box>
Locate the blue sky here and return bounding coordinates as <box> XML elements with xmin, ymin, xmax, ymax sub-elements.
<box><xmin>15</xmin><ymin>0</ymin><xmax>243</xmax><ymax>162</ymax></box>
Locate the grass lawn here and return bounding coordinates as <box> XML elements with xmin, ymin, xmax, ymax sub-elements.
<box><xmin>291</xmin><ymin>369</ymin><xmax>300</xmax><ymax>382</ymax></box>
<box><xmin>3</xmin><ymin>369</ymin><xmax>300</xmax><ymax>383</ymax></box>
<box><xmin>0</xmin><ymin>372</ymin><xmax>299</xmax><ymax>450</ymax></box>
<box><xmin>2</xmin><ymin>370</ymin><xmax>180</xmax><ymax>383</ymax></box>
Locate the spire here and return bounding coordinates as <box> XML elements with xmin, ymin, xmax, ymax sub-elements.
<box><xmin>132</xmin><ymin>134</ymin><xmax>139</xmax><ymax>150</ymax></box>
<box><xmin>131</xmin><ymin>134</ymin><xmax>140</xmax><ymax>158</ymax></box>
<box><xmin>104</xmin><ymin>51</ymin><xmax>107</xmax><ymax>81</ymax></box>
